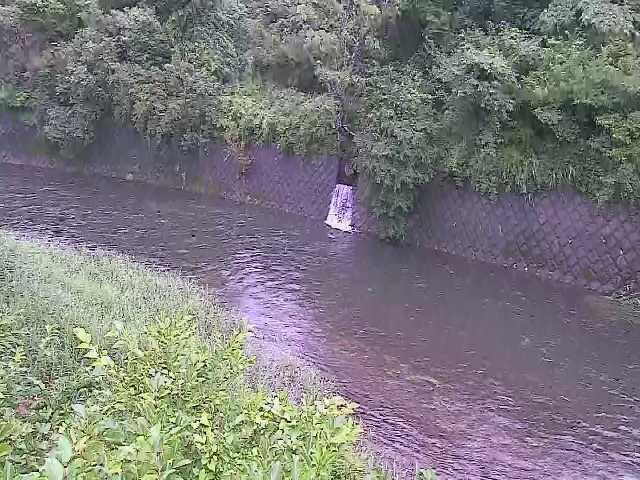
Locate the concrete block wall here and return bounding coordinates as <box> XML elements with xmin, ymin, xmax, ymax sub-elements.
<box><xmin>2</xmin><ymin>112</ymin><xmax>639</xmax><ymax>295</ymax></box>
<box><xmin>355</xmin><ymin>180</ymin><xmax>640</xmax><ymax>296</ymax></box>
<box><xmin>0</xmin><ymin>113</ymin><xmax>340</xmax><ymax>220</ymax></box>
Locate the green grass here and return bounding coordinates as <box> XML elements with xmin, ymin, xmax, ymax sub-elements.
<box><xmin>0</xmin><ymin>231</ymin><xmax>433</xmax><ymax>479</ymax></box>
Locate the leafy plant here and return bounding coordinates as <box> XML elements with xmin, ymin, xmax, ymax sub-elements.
<box><xmin>2</xmin><ymin>0</ymin><xmax>640</xmax><ymax>240</ymax></box>
<box><xmin>0</xmin><ymin>233</ymin><xmax>404</xmax><ymax>479</ymax></box>
<box><xmin>14</xmin><ymin>0</ymin><xmax>97</xmax><ymax>39</ymax></box>
<box><xmin>354</xmin><ymin>64</ymin><xmax>442</xmax><ymax>240</ymax></box>
<box><xmin>0</xmin><ymin>82</ymin><xmax>32</xmax><ymax>110</ymax></box>
<box><xmin>222</xmin><ymin>85</ymin><xmax>338</xmax><ymax>157</ymax></box>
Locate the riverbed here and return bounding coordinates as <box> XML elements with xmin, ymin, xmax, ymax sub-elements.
<box><xmin>0</xmin><ymin>163</ymin><xmax>638</xmax><ymax>479</ymax></box>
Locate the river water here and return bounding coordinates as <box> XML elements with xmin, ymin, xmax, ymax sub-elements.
<box><xmin>1</xmin><ymin>163</ymin><xmax>639</xmax><ymax>479</ymax></box>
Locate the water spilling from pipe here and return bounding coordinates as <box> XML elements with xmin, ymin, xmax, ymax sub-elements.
<box><xmin>325</xmin><ymin>184</ymin><xmax>354</xmax><ymax>232</ymax></box>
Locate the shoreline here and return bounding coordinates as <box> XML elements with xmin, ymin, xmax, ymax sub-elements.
<box><xmin>0</xmin><ymin>230</ymin><xmax>430</xmax><ymax>479</ymax></box>
<box><xmin>1</xmin><ymin>159</ymin><xmax>637</xmax><ymax>317</ymax></box>
<box><xmin>1</xmin><ymin>112</ymin><xmax>639</xmax><ymax>299</ymax></box>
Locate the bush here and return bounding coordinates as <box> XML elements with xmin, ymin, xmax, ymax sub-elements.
<box><xmin>34</xmin><ymin>7</ymin><xmax>165</xmax><ymax>155</ymax></box>
<box><xmin>355</xmin><ymin>23</ymin><xmax>640</xmax><ymax>239</ymax></box>
<box><xmin>354</xmin><ymin>64</ymin><xmax>442</xmax><ymax>240</ymax></box>
<box><xmin>246</xmin><ymin>0</ymin><xmax>343</xmax><ymax>92</ymax></box>
<box><xmin>29</xmin><ymin>1</ymin><xmax>340</xmax><ymax>157</ymax></box>
<box><xmin>3</xmin><ymin>0</ymin><xmax>640</xmax><ymax>240</ymax></box>
<box><xmin>0</xmin><ymin>233</ymin><xmax>383</xmax><ymax>479</ymax></box>
<box><xmin>13</xmin><ymin>0</ymin><xmax>96</xmax><ymax>39</ymax></box>
<box><xmin>0</xmin><ymin>82</ymin><xmax>32</xmax><ymax>111</ymax></box>
<box><xmin>112</xmin><ymin>61</ymin><xmax>225</xmax><ymax>151</ymax></box>
<box><xmin>1</xmin><ymin>317</ymin><xmax>365</xmax><ymax>478</ymax></box>
<box><xmin>222</xmin><ymin>85</ymin><xmax>338</xmax><ymax>157</ymax></box>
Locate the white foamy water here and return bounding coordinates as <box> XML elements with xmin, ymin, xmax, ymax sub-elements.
<box><xmin>325</xmin><ymin>184</ymin><xmax>354</xmax><ymax>232</ymax></box>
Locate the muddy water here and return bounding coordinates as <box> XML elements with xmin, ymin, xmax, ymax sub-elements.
<box><xmin>1</xmin><ymin>163</ymin><xmax>639</xmax><ymax>479</ymax></box>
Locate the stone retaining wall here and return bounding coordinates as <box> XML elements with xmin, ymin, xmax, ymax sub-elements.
<box><xmin>0</xmin><ymin>113</ymin><xmax>339</xmax><ymax>220</ymax></box>
<box><xmin>402</xmin><ymin>181</ymin><xmax>640</xmax><ymax>296</ymax></box>
<box><xmin>2</xmin><ymin>112</ymin><xmax>639</xmax><ymax>295</ymax></box>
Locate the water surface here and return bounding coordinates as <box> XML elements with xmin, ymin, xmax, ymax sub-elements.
<box><xmin>1</xmin><ymin>163</ymin><xmax>638</xmax><ymax>479</ymax></box>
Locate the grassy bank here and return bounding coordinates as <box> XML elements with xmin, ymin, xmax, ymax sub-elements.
<box><xmin>0</xmin><ymin>232</ymin><xmax>428</xmax><ymax>479</ymax></box>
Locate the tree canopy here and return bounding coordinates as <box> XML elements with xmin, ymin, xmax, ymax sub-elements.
<box><xmin>1</xmin><ymin>0</ymin><xmax>639</xmax><ymax>238</ymax></box>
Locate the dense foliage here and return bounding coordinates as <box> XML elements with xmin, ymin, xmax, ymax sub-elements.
<box><xmin>2</xmin><ymin>233</ymin><xmax>433</xmax><ymax>479</ymax></box>
<box><xmin>1</xmin><ymin>0</ymin><xmax>639</xmax><ymax>238</ymax></box>
<box><xmin>356</xmin><ymin>0</ymin><xmax>640</xmax><ymax>237</ymax></box>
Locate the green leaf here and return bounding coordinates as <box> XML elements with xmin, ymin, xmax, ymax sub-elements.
<box><xmin>200</xmin><ymin>413</ymin><xmax>211</xmax><ymax>426</ymax></box>
<box><xmin>417</xmin><ymin>469</ymin><xmax>439</xmax><ymax>480</ymax></box>
<box><xmin>73</xmin><ymin>328</ymin><xmax>92</xmax><ymax>345</ymax></box>
<box><xmin>0</xmin><ymin>444</ymin><xmax>11</xmax><ymax>458</ymax></box>
<box><xmin>149</xmin><ymin>424</ymin><xmax>162</xmax><ymax>452</ymax></box>
<box><xmin>72</xmin><ymin>327</ymin><xmax>92</xmax><ymax>344</ymax></box>
<box><xmin>55</xmin><ymin>436</ymin><xmax>73</xmax><ymax>464</ymax></box>
<box><xmin>37</xmin><ymin>422</ymin><xmax>52</xmax><ymax>434</ymax></box>
<box><xmin>0</xmin><ymin>423</ymin><xmax>14</xmax><ymax>440</ymax></box>
<box><xmin>102</xmin><ymin>429</ymin><xmax>126</xmax><ymax>443</ymax></box>
<box><xmin>44</xmin><ymin>457</ymin><xmax>64</xmax><ymax>480</ymax></box>
<box><xmin>3</xmin><ymin>460</ymin><xmax>14</xmax><ymax>479</ymax></box>
<box><xmin>83</xmin><ymin>349</ymin><xmax>99</xmax><ymax>359</ymax></box>
<box><xmin>172</xmin><ymin>459</ymin><xmax>192</xmax><ymax>469</ymax></box>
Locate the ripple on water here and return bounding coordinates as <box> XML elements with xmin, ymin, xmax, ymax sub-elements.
<box><xmin>1</xmin><ymin>163</ymin><xmax>639</xmax><ymax>480</ymax></box>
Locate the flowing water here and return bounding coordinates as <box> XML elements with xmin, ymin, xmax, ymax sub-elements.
<box><xmin>1</xmin><ymin>163</ymin><xmax>639</xmax><ymax>479</ymax></box>
<box><xmin>325</xmin><ymin>184</ymin><xmax>354</xmax><ymax>232</ymax></box>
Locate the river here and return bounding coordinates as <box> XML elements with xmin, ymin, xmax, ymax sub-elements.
<box><xmin>0</xmin><ymin>163</ymin><xmax>638</xmax><ymax>479</ymax></box>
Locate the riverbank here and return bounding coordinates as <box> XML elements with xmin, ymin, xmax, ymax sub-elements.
<box><xmin>2</xmin><ymin>164</ymin><xmax>639</xmax><ymax>477</ymax></box>
<box><xmin>2</xmin><ymin>114</ymin><xmax>639</xmax><ymax>299</ymax></box>
<box><xmin>0</xmin><ymin>232</ymin><xmax>423</xmax><ymax>479</ymax></box>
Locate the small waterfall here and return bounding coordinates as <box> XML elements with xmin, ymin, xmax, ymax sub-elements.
<box><xmin>325</xmin><ymin>184</ymin><xmax>354</xmax><ymax>232</ymax></box>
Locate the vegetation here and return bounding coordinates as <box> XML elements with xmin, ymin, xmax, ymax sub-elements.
<box><xmin>0</xmin><ymin>232</ymin><xmax>443</xmax><ymax>479</ymax></box>
<box><xmin>1</xmin><ymin>0</ymin><xmax>639</xmax><ymax>238</ymax></box>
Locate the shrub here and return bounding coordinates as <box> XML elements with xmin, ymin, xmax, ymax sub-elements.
<box><xmin>354</xmin><ymin>64</ymin><xmax>442</xmax><ymax>240</ymax></box>
<box><xmin>13</xmin><ymin>0</ymin><xmax>97</xmax><ymax>39</ymax></box>
<box><xmin>0</xmin><ymin>233</ymin><xmax>379</xmax><ymax>479</ymax></box>
<box><xmin>0</xmin><ymin>82</ymin><xmax>32</xmax><ymax>111</ymax></box>
<box><xmin>0</xmin><ymin>317</ymin><xmax>365</xmax><ymax>479</ymax></box>
<box><xmin>112</xmin><ymin>61</ymin><xmax>225</xmax><ymax>151</ymax></box>
<box><xmin>4</xmin><ymin>0</ymin><xmax>640</xmax><ymax>241</ymax></box>
<box><xmin>34</xmin><ymin>7</ymin><xmax>166</xmax><ymax>156</ymax></box>
<box><xmin>355</xmin><ymin>24</ymin><xmax>640</xmax><ymax>239</ymax></box>
<box><xmin>222</xmin><ymin>85</ymin><xmax>339</xmax><ymax>157</ymax></box>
